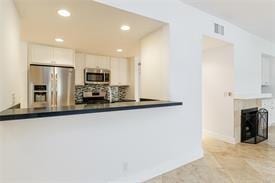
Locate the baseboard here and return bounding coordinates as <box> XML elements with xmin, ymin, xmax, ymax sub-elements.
<box><xmin>203</xmin><ymin>130</ymin><xmax>236</xmax><ymax>144</ymax></box>
<box><xmin>109</xmin><ymin>149</ymin><xmax>203</xmax><ymax>183</ymax></box>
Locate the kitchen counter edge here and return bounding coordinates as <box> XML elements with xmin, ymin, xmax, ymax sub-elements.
<box><xmin>0</xmin><ymin>101</ymin><xmax>183</xmax><ymax>121</ymax></box>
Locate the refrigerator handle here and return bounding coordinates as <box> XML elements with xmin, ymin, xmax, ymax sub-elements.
<box><xmin>55</xmin><ymin>73</ymin><xmax>58</xmax><ymax>106</ymax></box>
<box><xmin>51</xmin><ymin>90</ymin><xmax>54</xmax><ymax>106</ymax></box>
<box><xmin>51</xmin><ymin>73</ymin><xmax>54</xmax><ymax>106</ymax></box>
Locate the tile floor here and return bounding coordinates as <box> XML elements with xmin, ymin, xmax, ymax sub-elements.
<box><xmin>146</xmin><ymin>127</ymin><xmax>275</xmax><ymax>183</ymax></box>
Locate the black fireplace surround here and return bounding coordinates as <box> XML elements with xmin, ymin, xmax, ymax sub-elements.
<box><xmin>241</xmin><ymin>108</ymin><xmax>268</xmax><ymax>144</ymax></box>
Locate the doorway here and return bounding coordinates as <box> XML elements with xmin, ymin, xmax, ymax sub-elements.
<box><xmin>202</xmin><ymin>36</ymin><xmax>235</xmax><ymax>143</ymax></box>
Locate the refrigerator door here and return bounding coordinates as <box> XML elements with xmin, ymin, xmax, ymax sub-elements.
<box><xmin>29</xmin><ymin>65</ymin><xmax>55</xmax><ymax>108</ymax></box>
<box><xmin>55</xmin><ymin>67</ymin><xmax>75</xmax><ymax>107</ymax></box>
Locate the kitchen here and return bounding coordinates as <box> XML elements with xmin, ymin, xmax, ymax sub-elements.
<box><xmin>0</xmin><ymin>1</ymin><xmax>183</xmax><ymax>181</ymax></box>
<box><xmin>2</xmin><ymin>0</ymin><xmax>275</xmax><ymax>182</ymax></box>
<box><xmin>0</xmin><ymin>0</ymin><xmax>180</xmax><ymax>117</ymax></box>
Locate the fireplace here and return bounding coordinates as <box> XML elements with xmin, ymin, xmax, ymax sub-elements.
<box><xmin>241</xmin><ymin>108</ymin><xmax>268</xmax><ymax>144</ymax></box>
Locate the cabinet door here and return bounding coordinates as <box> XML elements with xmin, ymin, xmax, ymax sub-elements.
<box><xmin>85</xmin><ymin>54</ymin><xmax>98</xmax><ymax>68</ymax></box>
<box><xmin>30</xmin><ymin>44</ymin><xmax>53</xmax><ymax>65</ymax></box>
<box><xmin>119</xmin><ymin>58</ymin><xmax>129</xmax><ymax>85</ymax></box>
<box><xmin>110</xmin><ymin>57</ymin><xmax>120</xmax><ymax>85</ymax></box>
<box><xmin>85</xmin><ymin>55</ymin><xmax>110</xmax><ymax>69</ymax></box>
<box><xmin>75</xmin><ymin>53</ymin><xmax>86</xmax><ymax>85</ymax></box>
<box><xmin>262</xmin><ymin>56</ymin><xmax>271</xmax><ymax>86</ymax></box>
<box><xmin>97</xmin><ymin>56</ymin><xmax>110</xmax><ymax>70</ymax></box>
<box><xmin>53</xmin><ymin>48</ymin><xmax>75</xmax><ymax>67</ymax></box>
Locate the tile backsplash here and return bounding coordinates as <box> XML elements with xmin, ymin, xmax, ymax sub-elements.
<box><xmin>75</xmin><ymin>85</ymin><xmax>129</xmax><ymax>103</ymax></box>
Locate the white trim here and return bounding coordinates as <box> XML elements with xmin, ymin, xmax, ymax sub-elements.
<box><xmin>203</xmin><ymin>130</ymin><xmax>237</xmax><ymax>144</ymax></box>
<box><xmin>109</xmin><ymin>150</ymin><xmax>203</xmax><ymax>183</ymax></box>
<box><xmin>234</xmin><ymin>93</ymin><xmax>272</xmax><ymax>100</ymax></box>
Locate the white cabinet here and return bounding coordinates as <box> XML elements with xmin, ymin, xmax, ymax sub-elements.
<box><xmin>110</xmin><ymin>57</ymin><xmax>129</xmax><ymax>86</ymax></box>
<box><xmin>110</xmin><ymin>58</ymin><xmax>120</xmax><ymax>85</ymax></box>
<box><xmin>75</xmin><ymin>53</ymin><xmax>129</xmax><ymax>86</ymax></box>
<box><xmin>85</xmin><ymin>54</ymin><xmax>110</xmax><ymax>69</ymax></box>
<box><xmin>262</xmin><ymin>55</ymin><xmax>272</xmax><ymax>86</ymax></box>
<box><xmin>29</xmin><ymin>44</ymin><xmax>75</xmax><ymax>67</ymax></box>
<box><xmin>75</xmin><ymin>53</ymin><xmax>86</xmax><ymax>85</ymax></box>
<box><xmin>53</xmin><ymin>48</ymin><xmax>75</xmax><ymax>67</ymax></box>
<box><xmin>29</xmin><ymin>44</ymin><xmax>53</xmax><ymax>65</ymax></box>
<box><xmin>119</xmin><ymin>58</ymin><xmax>129</xmax><ymax>86</ymax></box>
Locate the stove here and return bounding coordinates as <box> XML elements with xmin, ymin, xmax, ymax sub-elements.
<box><xmin>82</xmin><ymin>91</ymin><xmax>110</xmax><ymax>104</ymax></box>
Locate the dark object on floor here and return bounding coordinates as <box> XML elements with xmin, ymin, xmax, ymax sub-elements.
<box><xmin>241</xmin><ymin>108</ymin><xmax>268</xmax><ymax>144</ymax></box>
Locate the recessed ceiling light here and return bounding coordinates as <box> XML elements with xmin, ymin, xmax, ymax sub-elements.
<box><xmin>117</xmin><ymin>49</ymin><xmax>123</xmax><ymax>52</ymax></box>
<box><xmin>57</xmin><ymin>9</ymin><xmax>71</xmax><ymax>17</ymax></box>
<box><xmin>120</xmin><ymin>25</ymin><xmax>131</xmax><ymax>31</ymax></box>
<box><xmin>55</xmin><ymin>38</ymin><xmax>64</xmax><ymax>43</ymax></box>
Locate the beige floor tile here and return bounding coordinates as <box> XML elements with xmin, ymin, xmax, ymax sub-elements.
<box><xmin>145</xmin><ymin>127</ymin><xmax>275</xmax><ymax>183</ymax></box>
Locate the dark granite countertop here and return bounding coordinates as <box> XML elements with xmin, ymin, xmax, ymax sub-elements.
<box><xmin>0</xmin><ymin>101</ymin><xmax>182</xmax><ymax>121</ymax></box>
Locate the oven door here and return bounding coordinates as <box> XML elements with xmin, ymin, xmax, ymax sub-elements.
<box><xmin>85</xmin><ymin>72</ymin><xmax>105</xmax><ymax>84</ymax></box>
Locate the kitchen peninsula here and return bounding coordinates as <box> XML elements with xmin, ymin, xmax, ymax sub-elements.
<box><xmin>0</xmin><ymin>101</ymin><xmax>182</xmax><ymax>121</ymax></box>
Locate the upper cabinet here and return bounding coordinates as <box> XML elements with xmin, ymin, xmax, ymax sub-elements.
<box><xmin>29</xmin><ymin>44</ymin><xmax>75</xmax><ymax>67</ymax></box>
<box><xmin>75</xmin><ymin>53</ymin><xmax>86</xmax><ymax>85</ymax></box>
<box><xmin>53</xmin><ymin>47</ymin><xmax>75</xmax><ymax>66</ymax></box>
<box><xmin>85</xmin><ymin>54</ymin><xmax>110</xmax><ymax>69</ymax></box>
<box><xmin>118</xmin><ymin>58</ymin><xmax>129</xmax><ymax>86</ymax></box>
<box><xmin>75</xmin><ymin>53</ymin><xmax>130</xmax><ymax>86</ymax></box>
<box><xmin>30</xmin><ymin>44</ymin><xmax>53</xmax><ymax>65</ymax></box>
<box><xmin>110</xmin><ymin>57</ymin><xmax>129</xmax><ymax>86</ymax></box>
<box><xmin>262</xmin><ymin>55</ymin><xmax>272</xmax><ymax>86</ymax></box>
<box><xmin>110</xmin><ymin>57</ymin><xmax>120</xmax><ymax>86</ymax></box>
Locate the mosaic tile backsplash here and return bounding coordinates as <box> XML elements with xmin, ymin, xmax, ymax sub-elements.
<box><xmin>75</xmin><ymin>85</ymin><xmax>129</xmax><ymax>103</ymax></box>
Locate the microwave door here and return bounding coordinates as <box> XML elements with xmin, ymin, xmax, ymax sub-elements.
<box><xmin>55</xmin><ymin>67</ymin><xmax>75</xmax><ymax>107</ymax></box>
<box><xmin>86</xmin><ymin>73</ymin><xmax>104</xmax><ymax>84</ymax></box>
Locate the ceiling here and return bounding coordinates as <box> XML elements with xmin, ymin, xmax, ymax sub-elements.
<box><xmin>14</xmin><ymin>0</ymin><xmax>164</xmax><ymax>57</ymax></box>
<box><xmin>180</xmin><ymin>0</ymin><xmax>275</xmax><ymax>43</ymax></box>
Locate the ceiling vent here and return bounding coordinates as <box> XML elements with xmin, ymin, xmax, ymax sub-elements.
<box><xmin>214</xmin><ymin>23</ymin><xmax>224</xmax><ymax>36</ymax></box>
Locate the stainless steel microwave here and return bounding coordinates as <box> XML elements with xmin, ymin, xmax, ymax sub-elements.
<box><xmin>84</xmin><ymin>68</ymin><xmax>110</xmax><ymax>85</ymax></box>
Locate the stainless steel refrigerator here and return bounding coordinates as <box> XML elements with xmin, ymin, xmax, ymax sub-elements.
<box><xmin>28</xmin><ymin>65</ymin><xmax>75</xmax><ymax>108</ymax></box>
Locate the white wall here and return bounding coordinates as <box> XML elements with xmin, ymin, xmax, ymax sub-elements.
<box><xmin>203</xmin><ymin>45</ymin><xmax>235</xmax><ymax>143</ymax></box>
<box><xmin>0</xmin><ymin>2</ymin><xmax>3</xmax><ymax>181</ymax></box>
<box><xmin>0</xmin><ymin>0</ymin><xmax>27</xmax><ymax>111</ymax></box>
<box><xmin>98</xmin><ymin>0</ymin><xmax>275</xmax><ymax>98</ymax></box>
<box><xmin>1</xmin><ymin>107</ymin><xmax>199</xmax><ymax>183</ymax></box>
<box><xmin>0</xmin><ymin>123</ymin><xmax>3</xmax><ymax>182</ymax></box>
<box><xmin>140</xmin><ymin>25</ymin><xmax>170</xmax><ymax>100</ymax></box>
